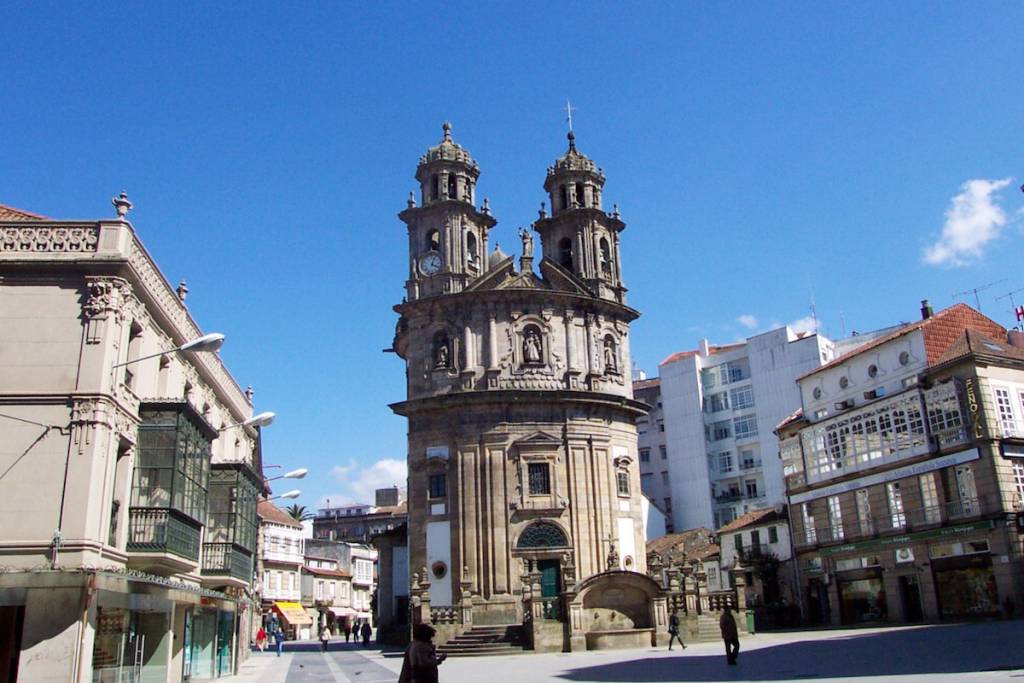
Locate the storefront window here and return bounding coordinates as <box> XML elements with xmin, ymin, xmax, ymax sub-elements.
<box><xmin>838</xmin><ymin>577</ymin><xmax>887</xmax><ymax>623</ymax></box>
<box><xmin>92</xmin><ymin>604</ymin><xmax>170</xmax><ymax>683</ymax></box>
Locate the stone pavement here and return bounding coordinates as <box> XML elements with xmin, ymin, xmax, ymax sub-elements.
<box><xmin>228</xmin><ymin>621</ymin><xmax>1024</xmax><ymax>682</ymax></box>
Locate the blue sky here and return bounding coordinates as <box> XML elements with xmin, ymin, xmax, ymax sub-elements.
<box><xmin>3</xmin><ymin>2</ymin><xmax>1022</xmax><ymax>510</ymax></box>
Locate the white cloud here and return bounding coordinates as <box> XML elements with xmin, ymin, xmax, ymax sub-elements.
<box><xmin>320</xmin><ymin>458</ymin><xmax>407</xmax><ymax>508</ymax></box>
<box><xmin>788</xmin><ymin>316</ymin><xmax>819</xmax><ymax>335</ymax></box>
<box><xmin>923</xmin><ymin>178</ymin><xmax>1014</xmax><ymax>267</ymax></box>
<box><xmin>736</xmin><ymin>314</ymin><xmax>758</xmax><ymax>329</ymax></box>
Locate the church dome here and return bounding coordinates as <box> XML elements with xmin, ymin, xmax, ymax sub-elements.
<box><xmin>488</xmin><ymin>243</ymin><xmax>510</xmax><ymax>268</ymax></box>
<box><xmin>419</xmin><ymin>122</ymin><xmax>477</xmax><ymax>169</ymax></box>
<box><xmin>547</xmin><ymin>131</ymin><xmax>603</xmax><ymax>180</ymax></box>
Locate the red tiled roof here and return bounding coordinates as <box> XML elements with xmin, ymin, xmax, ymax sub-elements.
<box><xmin>774</xmin><ymin>408</ymin><xmax>805</xmax><ymax>433</ymax></box>
<box><xmin>660</xmin><ymin>342</ymin><xmax>744</xmax><ymax>367</ymax></box>
<box><xmin>257</xmin><ymin>500</ymin><xmax>304</xmax><ymax>528</ymax></box>
<box><xmin>0</xmin><ymin>203</ymin><xmax>46</xmax><ymax>220</ymax></box>
<box><xmin>646</xmin><ymin>527</ymin><xmax>719</xmax><ymax>561</ymax></box>
<box><xmin>932</xmin><ymin>328</ymin><xmax>1024</xmax><ymax>368</ymax></box>
<box><xmin>798</xmin><ymin>304</ymin><xmax>1006</xmax><ymax>381</ymax></box>
<box><xmin>717</xmin><ymin>507</ymin><xmax>787</xmax><ymax>534</ymax></box>
<box><xmin>632</xmin><ymin>377</ymin><xmax>661</xmax><ymax>391</ymax></box>
<box><xmin>304</xmin><ymin>565</ymin><xmax>352</xmax><ymax>578</ymax></box>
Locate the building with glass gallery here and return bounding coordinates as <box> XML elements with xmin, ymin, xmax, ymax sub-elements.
<box><xmin>0</xmin><ymin>201</ymin><xmax>267</xmax><ymax>682</ymax></box>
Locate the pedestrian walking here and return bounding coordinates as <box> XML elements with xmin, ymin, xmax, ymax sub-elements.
<box><xmin>255</xmin><ymin>626</ymin><xmax>267</xmax><ymax>652</ymax></box>
<box><xmin>398</xmin><ymin>623</ymin><xmax>447</xmax><ymax>683</ymax></box>
<box><xmin>344</xmin><ymin>623</ymin><xmax>352</xmax><ymax>643</ymax></box>
<box><xmin>360</xmin><ymin>620</ymin><xmax>372</xmax><ymax>647</ymax></box>
<box><xmin>320</xmin><ymin>626</ymin><xmax>331</xmax><ymax>653</ymax></box>
<box><xmin>667</xmin><ymin>609</ymin><xmax>686</xmax><ymax>651</ymax></box>
<box><xmin>720</xmin><ymin>607</ymin><xmax>740</xmax><ymax>665</ymax></box>
<box><xmin>274</xmin><ymin>627</ymin><xmax>286</xmax><ymax>657</ymax></box>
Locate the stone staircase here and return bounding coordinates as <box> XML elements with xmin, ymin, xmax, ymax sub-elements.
<box><xmin>438</xmin><ymin>625</ymin><xmax>527</xmax><ymax>657</ymax></box>
<box><xmin>695</xmin><ymin>613</ymin><xmax>723</xmax><ymax>641</ymax></box>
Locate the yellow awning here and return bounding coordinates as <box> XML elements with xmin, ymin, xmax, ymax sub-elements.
<box><xmin>274</xmin><ymin>601</ymin><xmax>313</xmax><ymax>626</ymax></box>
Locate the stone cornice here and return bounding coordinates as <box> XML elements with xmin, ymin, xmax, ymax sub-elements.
<box><xmin>390</xmin><ymin>389</ymin><xmax>650</xmax><ymax>418</ymax></box>
<box><xmin>394</xmin><ymin>286</ymin><xmax>640</xmax><ymax>322</ymax></box>
<box><xmin>0</xmin><ymin>220</ymin><xmax>253</xmax><ymax>423</ymax></box>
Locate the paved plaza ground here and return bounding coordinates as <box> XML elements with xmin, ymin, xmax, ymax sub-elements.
<box><xmin>233</xmin><ymin>620</ymin><xmax>1024</xmax><ymax>682</ymax></box>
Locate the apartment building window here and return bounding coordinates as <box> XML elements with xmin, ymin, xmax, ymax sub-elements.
<box><xmin>719</xmin><ymin>452</ymin><xmax>734</xmax><ymax>473</ymax></box>
<box><xmin>750</xmin><ymin>529</ymin><xmax>761</xmax><ymax>549</ymax></box>
<box><xmin>708</xmin><ymin>421</ymin><xmax>731</xmax><ymax>441</ymax></box>
<box><xmin>994</xmin><ymin>387</ymin><xmax>1017</xmax><ymax>435</ymax></box>
<box><xmin>733</xmin><ymin>535</ymin><xmax>742</xmax><ymax>552</ymax></box>
<box><xmin>661</xmin><ymin>471</ymin><xmax>670</xmax><ymax>485</ymax></box>
<box><xmin>745</xmin><ymin>480</ymin><xmax>758</xmax><ymax>498</ymax></box>
<box><xmin>920</xmin><ymin>473</ymin><xmax>941</xmax><ymax>523</ymax></box>
<box><xmin>316</xmin><ymin>580</ymin><xmax>324</xmax><ymax>600</ymax></box>
<box><xmin>768</xmin><ymin>526</ymin><xmax>778</xmax><ymax>543</ymax></box>
<box><xmin>740</xmin><ymin>449</ymin><xmax>758</xmax><ymax>469</ymax></box>
<box><xmin>428</xmin><ymin>473</ymin><xmax>447</xmax><ymax>499</ymax></box>
<box><xmin>639</xmin><ymin>448</ymin><xmax>650</xmax><ymax>463</ymax></box>
<box><xmin>887</xmin><ymin>482</ymin><xmax>906</xmax><ymax>529</ymax></box>
<box><xmin>706</xmin><ymin>392</ymin><xmax>729</xmax><ymax>413</ymax></box>
<box><xmin>328</xmin><ymin>582</ymin><xmax>335</xmax><ymax>599</ymax></box>
<box><xmin>802</xmin><ymin>503</ymin><xmax>817</xmax><ymax>544</ymax></box>
<box><xmin>730</xmin><ymin>386</ymin><xmax>755</xmax><ymax>411</ymax></box>
<box><xmin>726</xmin><ymin>360</ymin><xmax>749</xmax><ymax>383</ymax></box>
<box><xmin>528</xmin><ymin>463</ymin><xmax>551</xmax><ymax>495</ymax></box>
<box><xmin>275</xmin><ymin>571</ymin><xmax>282</xmax><ymax>591</ymax></box>
<box><xmin>664</xmin><ymin>497</ymin><xmax>672</xmax><ymax>512</ymax></box>
<box><xmin>659</xmin><ymin>445</ymin><xmax>667</xmax><ymax>459</ymax></box>
<box><xmin>640</xmin><ymin>473</ymin><xmax>654</xmax><ymax>493</ymax></box>
<box><xmin>733</xmin><ymin>415</ymin><xmax>758</xmax><ymax>440</ymax></box>
<box><xmin>701</xmin><ymin>368</ymin><xmax>718</xmax><ymax>390</ymax></box>
<box><xmin>856</xmin><ymin>488</ymin><xmax>873</xmax><ymax>535</ymax></box>
<box><xmin>828</xmin><ymin>495</ymin><xmax>844</xmax><ymax>540</ymax></box>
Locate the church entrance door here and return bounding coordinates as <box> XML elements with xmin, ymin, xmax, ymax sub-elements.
<box><xmin>538</xmin><ymin>559</ymin><xmax>561</xmax><ymax>598</ymax></box>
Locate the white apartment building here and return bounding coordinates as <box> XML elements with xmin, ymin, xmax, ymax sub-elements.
<box><xmin>258</xmin><ymin>501</ymin><xmax>311</xmax><ymax>637</ymax></box>
<box><xmin>349</xmin><ymin>544</ymin><xmax>378</xmax><ymax>624</ymax></box>
<box><xmin>643</xmin><ymin>325</ymin><xmax>882</xmax><ymax>532</ymax></box>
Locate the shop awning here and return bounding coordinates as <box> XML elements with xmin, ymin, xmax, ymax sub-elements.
<box><xmin>274</xmin><ymin>601</ymin><xmax>313</xmax><ymax>626</ymax></box>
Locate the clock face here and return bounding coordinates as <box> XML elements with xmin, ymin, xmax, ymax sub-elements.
<box><xmin>420</xmin><ymin>252</ymin><xmax>442</xmax><ymax>275</ymax></box>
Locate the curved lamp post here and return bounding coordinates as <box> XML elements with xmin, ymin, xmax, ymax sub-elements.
<box><xmin>112</xmin><ymin>332</ymin><xmax>225</xmax><ymax>368</ymax></box>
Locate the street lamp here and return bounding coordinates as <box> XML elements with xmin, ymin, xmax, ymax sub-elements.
<box><xmin>269</xmin><ymin>490</ymin><xmax>301</xmax><ymax>501</ymax></box>
<box><xmin>112</xmin><ymin>332</ymin><xmax>225</xmax><ymax>368</ymax></box>
<box><xmin>220</xmin><ymin>411</ymin><xmax>276</xmax><ymax>431</ymax></box>
<box><xmin>265</xmin><ymin>468</ymin><xmax>307</xmax><ymax>483</ymax></box>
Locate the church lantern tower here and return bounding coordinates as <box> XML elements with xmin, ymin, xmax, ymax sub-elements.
<box><xmin>400</xmin><ymin>122</ymin><xmax>497</xmax><ymax>301</ymax></box>
<box><xmin>534</xmin><ymin>131</ymin><xmax>627</xmax><ymax>304</ymax></box>
<box><xmin>390</xmin><ymin>124</ymin><xmax>650</xmax><ymax>643</ymax></box>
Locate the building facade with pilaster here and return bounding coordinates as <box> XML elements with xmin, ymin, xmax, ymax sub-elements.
<box><xmin>0</xmin><ymin>200</ymin><xmax>267</xmax><ymax>682</ymax></box>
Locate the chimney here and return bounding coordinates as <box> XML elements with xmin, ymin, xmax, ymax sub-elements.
<box><xmin>920</xmin><ymin>299</ymin><xmax>933</xmax><ymax>320</ymax></box>
<box><xmin>1009</xmin><ymin>330</ymin><xmax>1024</xmax><ymax>349</ymax></box>
<box><xmin>699</xmin><ymin>338</ymin><xmax>710</xmax><ymax>357</ymax></box>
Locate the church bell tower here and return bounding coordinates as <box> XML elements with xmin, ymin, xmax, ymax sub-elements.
<box><xmin>399</xmin><ymin>122</ymin><xmax>497</xmax><ymax>300</ymax></box>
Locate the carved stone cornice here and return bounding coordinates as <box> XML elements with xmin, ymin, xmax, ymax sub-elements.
<box><xmin>0</xmin><ymin>223</ymin><xmax>100</xmax><ymax>253</ymax></box>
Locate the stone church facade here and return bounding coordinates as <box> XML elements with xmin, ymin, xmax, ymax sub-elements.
<box><xmin>390</xmin><ymin>124</ymin><xmax>662</xmax><ymax>646</ymax></box>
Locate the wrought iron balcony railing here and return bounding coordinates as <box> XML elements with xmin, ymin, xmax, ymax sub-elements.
<box><xmin>201</xmin><ymin>542</ymin><xmax>253</xmax><ymax>582</ymax></box>
<box><xmin>127</xmin><ymin>508</ymin><xmax>201</xmax><ymax>561</ymax></box>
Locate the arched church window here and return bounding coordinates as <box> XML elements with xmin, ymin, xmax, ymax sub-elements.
<box><xmin>433</xmin><ymin>331</ymin><xmax>451</xmax><ymax>369</ymax></box>
<box><xmin>516</xmin><ymin>521</ymin><xmax>569</xmax><ymax>549</ymax></box>
<box><xmin>466</xmin><ymin>232</ymin><xmax>478</xmax><ymax>264</ymax></box>
<box><xmin>522</xmin><ymin>325</ymin><xmax>544</xmax><ymax>365</ymax></box>
<box><xmin>575</xmin><ymin>183</ymin><xmax>584</xmax><ymax>208</ymax></box>
<box><xmin>447</xmin><ymin>173</ymin><xmax>457</xmax><ymax>200</ymax></box>
<box><xmin>603</xmin><ymin>335</ymin><xmax>618</xmax><ymax>373</ymax></box>
<box><xmin>426</xmin><ymin>229</ymin><xmax>440</xmax><ymax>252</ymax></box>
<box><xmin>559</xmin><ymin>185</ymin><xmax>568</xmax><ymax>211</ymax></box>
<box><xmin>558</xmin><ymin>238</ymin><xmax>573</xmax><ymax>270</ymax></box>
<box><xmin>599</xmin><ymin>238</ymin><xmax>612</xmax><ymax>276</ymax></box>
<box><xmin>431</xmin><ymin>174</ymin><xmax>439</xmax><ymax>201</ymax></box>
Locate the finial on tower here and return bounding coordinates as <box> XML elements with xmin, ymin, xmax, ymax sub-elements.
<box><xmin>442</xmin><ymin>121</ymin><xmax>452</xmax><ymax>142</ymax></box>
<box><xmin>564</xmin><ymin>99</ymin><xmax>576</xmax><ymax>132</ymax></box>
<box><xmin>112</xmin><ymin>191</ymin><xmax>133</xmax><ymax>219</ymax></box>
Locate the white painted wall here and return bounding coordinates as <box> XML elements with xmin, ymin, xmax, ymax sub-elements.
<box><xmin>617</xmin><ymin>516</ymin><xmax>637</xmax><ymax>570</ymax></box>
<box><xmin>641</xmin><ymin>496</ymin><xmax>667</xmax><ymax>541</ymax></box>
<box><xmin>662</xmin><ymin>354</ymin><xmax>715</xmax><ymax>530</ymax></box>
<box><xmin>426</xmin><ymin>521</ymin><xmax>452</xmax><ymax>605</ymax></box>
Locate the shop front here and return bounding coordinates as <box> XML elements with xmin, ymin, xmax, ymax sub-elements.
<box><xmin>931</xmin><ymin>538</ymin><xmax>999</xmax><ymax>619</ymax></box>
<box><xmin>272</xmin><ymin>601</ymin><xmax>313</xmax><ymax>640</ymax></box>
<box><xmin>834</xmin><ymin>559</ymin><xmax>887</xmax><ymax>625</ymax></box>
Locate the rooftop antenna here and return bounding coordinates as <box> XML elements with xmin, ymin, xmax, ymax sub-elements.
<box><xmin>995</xmin><ymin>286</ymin><xmax>1024</xmax><ymax>328</ymax></box>
<box><xmin>953</xmin><ymin>279</ymin><xmax>1007</xmax><ymax>312</ymax></box>
<box><xmin>839</xmin><ymin>311</ymin><xmax>847</xmax><ymax>337</ymax></box>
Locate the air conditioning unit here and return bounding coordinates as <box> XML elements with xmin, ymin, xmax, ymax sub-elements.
<box><xmin>863</xmin><ymin>387</ymin><xmax>887</xmax><ymax>400</ymax></box>
<box><xmin>895</xmin><ymin>547</ymin><xmax>915</xmax><ymax>563</ymax></box>
<box><xmin>834</xmin><ymin>399</ymin><xmax>855</xmax><ymax>410</ymax></box>
<box><xmin>902</xmin><ymin>376</ymin><xmax>919</xmax><ymax>388</ymax></box>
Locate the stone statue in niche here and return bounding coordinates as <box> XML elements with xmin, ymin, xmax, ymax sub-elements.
<box><xmin>603</xmin><ymin>337</ymin><xmax>618</xmax><ymax>372</ymax></box>
<box><xmin>523</xmin><ymin>328</ymin><xmax>542</xmax><ymax>364</ymax></box>
<box><xmin>434</xmin><ymin>339</ymin><xmax>450</xmax><ymax>368</ymax></box>
<box><xmin>519</xmin><ymin>227</ymin><xmax>534</xmax><ymax>259</ymax></box>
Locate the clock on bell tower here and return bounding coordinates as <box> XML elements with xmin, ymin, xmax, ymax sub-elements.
<box><xmin>398</xmin><ymin>122</ymin><xmax>497</xmax><ymax>301</ymax></box>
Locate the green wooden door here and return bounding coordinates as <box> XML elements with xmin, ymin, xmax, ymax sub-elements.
<box><xmin>538</xmin><ymin>560</ymin><xmax>561</xmax><ymax>598</ymax></box>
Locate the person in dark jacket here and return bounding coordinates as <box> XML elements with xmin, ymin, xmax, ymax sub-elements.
<box><xmin>667</xmin><ymin>609</ymin><xmax>686</xmax><ymax>651</ymax></box>
<box><xmin>720</xmin><ymin>608</ymin><xmax>740</xmax><ymax>665</ymax></box>
<box><xmin>360</xmin><ymin>620</ymin><xmax>372</xmax><ymax>647</ymax></box>
<box><xmin>398</xmin><ymin>623</ymin><xmax>446</xmax><ymax>683</ymax></box>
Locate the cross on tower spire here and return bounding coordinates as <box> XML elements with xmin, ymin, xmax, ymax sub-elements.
<box><xmin>564</xmin><ymin>100</ymin><xmax>576</xmax><ymax>132</ymax></box>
